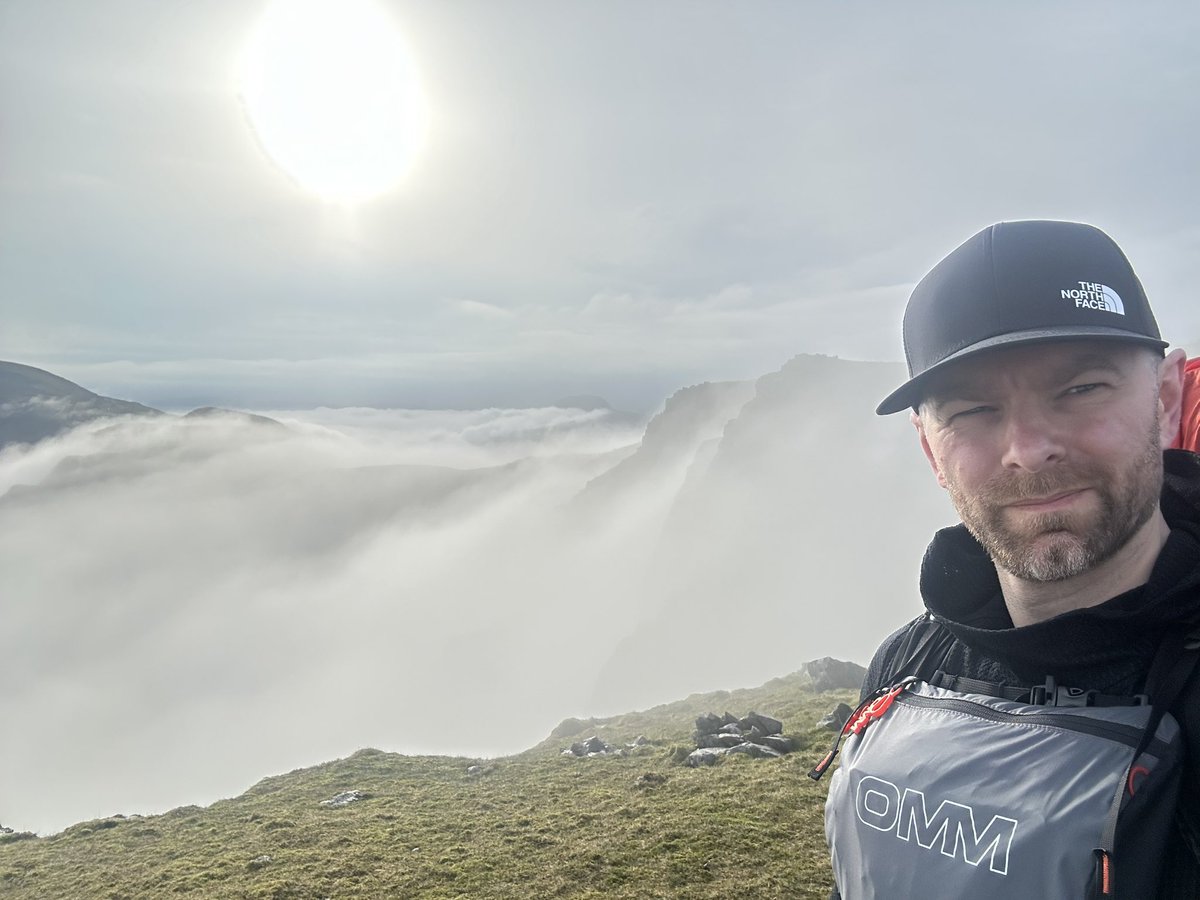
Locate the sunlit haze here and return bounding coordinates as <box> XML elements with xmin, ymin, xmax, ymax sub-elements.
<box><xmin>238</xmin><ymin>0</ymin><xmax>428</xmax><ymax>203</ymax></box>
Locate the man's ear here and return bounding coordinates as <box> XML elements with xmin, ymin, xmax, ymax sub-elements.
<box><xmin>911</xmin><ymin>409</ymin><xmax>948</xmax><ymax>489</ymax></box>
<box><xmin>1158</xmin><ymin>348</ymin><xmax>1187</xmax><ymax>447</ymax></box>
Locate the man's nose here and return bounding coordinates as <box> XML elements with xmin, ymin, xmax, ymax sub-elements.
<box><xmin>1000</xmin><ymin>409</ymin><xmax>1066</xmax><ymax>472</ymax></box>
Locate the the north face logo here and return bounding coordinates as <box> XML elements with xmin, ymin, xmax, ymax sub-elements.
<box><xmin>1061</xmin><ymin>281</ymin><xmax>1125</xmax><ymax>314</ymax></box>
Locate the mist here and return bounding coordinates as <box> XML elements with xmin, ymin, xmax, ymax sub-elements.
<box><xmin>0</xmin><ymin>354</ymin><xmax>958</xmax><ymax>835</ymax></box>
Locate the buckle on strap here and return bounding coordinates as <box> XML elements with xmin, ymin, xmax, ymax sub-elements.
<box><xmin>1030</xmin><ymin>676</ymin><xmax>1148</xmax><ymax>708</ymax></box>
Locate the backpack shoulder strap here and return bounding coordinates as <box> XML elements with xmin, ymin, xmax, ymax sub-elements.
<box><xmin>1166</xmin><ymin>624</ymin><xmax>1200</xmax><ymax>868</ymax></box>
<box><xmin>881</xmin><ymin>613</ymin><xmax>957</xmax><ymax>684</ymax></box>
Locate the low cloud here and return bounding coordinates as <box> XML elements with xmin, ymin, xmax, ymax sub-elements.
<box><xmin>0</xmin><ymin>408</ymin><xmax>655</xmax><ymax>833</ymax></box>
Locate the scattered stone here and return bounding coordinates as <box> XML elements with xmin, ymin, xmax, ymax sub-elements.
<box><xmin>685</xmin><ymin>747</ymin><xmax>728</xmax><ymax>767</ymax></box>
<box><xmin>818</xmin><ymin>703</ymin><xmax>854</xmax><ymax>731</ymax></box>
<box><xmin>718</xmin><ymin>723</ymin><xmax>744</xmax><ymax>736</ymax></box>
<box><xmin>0</xmin><ymin>825</ymin><xmax>12</xmax><ymax>835</ymax></box>
<box><xmin>561</xmin><ymin>735</ymin><xmax>622</xmax><ymax>758</ymax></box>
<box><xmin>757</xmin><ymin>734</ymin><xmax>799</xmax><ymax>753</ymax></box>
<box><xmin>739</xmin><ymin>711</ymin><xmax>783</xmax><ymax>735</ymax></box>
<box><xmin>635</xmin><ymin>772</ymin><xmax>668</xmax><ymax>788</ymax></box>
<box><xmin>627</xmin><ymin>735</ymin><xmax>650</xmax><ymax>747</ymax></box>
<box><xmin>805</xmin><ymin>657</ymin><xmax>868</xmax><ymax>693</ymax></box>
<box><xmin>713</xmin><ymin>733</ymin><xmax>746</xmax><ymax>748</ymax></box>
<box><xmin>726</xmin><ymin>742</ymin><xmax>782</xmax><ymax>760</ymax></box>
<box><xmin>247</xmin><ymin>855</ymin><xmax>273</xmax><ymax>870</ymax></box>
<box><xmin>466</xmin><ymin>765</ymin><xmax>484</xmax><ymax>777</ymax></box>
<box><xmin>319</xmin><ymin>790</ymin><xmax>370</xmax><ymax>808</ymax></box>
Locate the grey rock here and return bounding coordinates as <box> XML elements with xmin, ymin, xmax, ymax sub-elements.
<box><xmin>806</xmin><ymin>657</ymin><xmax>868</xmax><ymax>693</ymax></box>
<box><xmin>248</xmin><ymin>855</ymin><xmax>273</xmax><ymax>870</ymax></box>
<box><xmin>713</xmin><ymin>733</ymin><xmax>746</xmax><ymax>748</ymax></box>
<box><xmin>818</xmin><ymin>703</ymin><xmax>854</xmax><ymax>731</ymax></box>
<box><xmin>685</xmin><ymin>747</ymin><xmax>728</xmax><ymax>767</ymax></box>
<box><xmin>717</xmin><ymin>723</ymin><xmax>744</xmax><ymax>735</ymax></box>
<box><xmin>319</xmin><ymin>790</ymin><xmax>370</xmax><ymax>808</ymax></box>
<box><xmin>564</xmin><ymin>735</ymin><xmax>619</xmax><ymax>757</ymax></box>
<box><xmin>757</xmin><ymin>734</ymin><xmax>798</xmax><ymax>753</ymax></box>
<box><xmin>739</xmin><ymin>711</ymin><xmax>783</xmax><ymax>735</ymax></box>
<box><xmin>726</xmin><ymin>742</ymin><xmax>782</xmax><ymax>760</ymax></box>
<box><xmin>694</xmin><ymin>713</ymin><xmax>725</xmax><ymax>735</ymax></box>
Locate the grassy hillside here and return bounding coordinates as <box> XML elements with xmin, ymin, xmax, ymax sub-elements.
<box><xmin>0</xmin><ymin>672</ymin><xmax>853</xmax><ymax>899</ymax></box>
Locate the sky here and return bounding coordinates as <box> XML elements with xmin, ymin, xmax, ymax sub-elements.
<box><xmin>3</xmin><ymin>1</ymin><xmax>1200</xmax><ymax>413</ymax></box>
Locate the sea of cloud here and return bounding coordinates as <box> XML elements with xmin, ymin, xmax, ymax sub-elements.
<box><xmin>0</xmin><ymin>405</ymin><xmax>669</xmax><ymax>834</ymax></box>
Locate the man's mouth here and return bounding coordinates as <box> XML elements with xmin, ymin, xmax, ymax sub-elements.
<box><xmin>1005</xmin><ymin>489</ymin><xmax>1088</xmax><ymax>513</ymax></box>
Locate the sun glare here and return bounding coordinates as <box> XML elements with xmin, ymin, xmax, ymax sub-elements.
<box><xmin>237</xmin><ymin>0</ymin><xmax>428</xmax><ymax>204</ymax></box>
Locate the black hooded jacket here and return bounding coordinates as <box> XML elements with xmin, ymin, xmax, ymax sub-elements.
<box><xmin>846</xmin><ymin>449</ymin><xmax>1200</xmax><ymax>898</ymax></box>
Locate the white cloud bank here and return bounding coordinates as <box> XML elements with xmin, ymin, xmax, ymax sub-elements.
<box><xmin>0</xmin><ymin>406</ymin><xmax>653</xmax><ymax>834</ymax></box>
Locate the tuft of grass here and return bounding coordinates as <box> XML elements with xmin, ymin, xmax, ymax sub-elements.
<box><xmin>0</xmin><ymin>672</ymin><xmax>854</xmax><ymax>898</ymax></box>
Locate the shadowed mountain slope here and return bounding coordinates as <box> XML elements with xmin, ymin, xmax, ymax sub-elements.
<box><xmin>0</xmin><ymin>361</ymin><xmax>163</xmax><ymax>447</ymax></box>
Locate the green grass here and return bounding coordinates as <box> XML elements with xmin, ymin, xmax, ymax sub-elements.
<box><xmin>0</xmin><ymin>672</ymin><xmax>852</xmax><ymax>898</ymax></box>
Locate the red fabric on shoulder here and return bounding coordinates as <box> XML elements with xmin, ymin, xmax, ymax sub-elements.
<box><xmin>1173</xmin><ymin>357</ymin><xmax>1200</xmax><ymax>452</ymax></box>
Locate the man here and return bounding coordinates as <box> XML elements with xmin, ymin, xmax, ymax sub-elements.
<box><xmin>823</xmin><ymin>220</ymin><xmax>1200</xmax><ymax>897</ymax></box>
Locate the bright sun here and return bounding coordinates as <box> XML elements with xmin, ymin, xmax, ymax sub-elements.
<box><xmin>237</xmin><ymin>0</ymin><xmax>428</xmax><ymax>204</ymax></box>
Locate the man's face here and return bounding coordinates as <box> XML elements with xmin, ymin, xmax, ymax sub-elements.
<box><xmin>914</xmin><ymin>341</ymin><xmax>1169</xmax><ymax>583</ymax></box>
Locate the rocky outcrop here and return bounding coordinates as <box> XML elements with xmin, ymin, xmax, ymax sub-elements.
<box><xmin>562</xmin><ymin>735</ymin><xmax>620</xmax><ymax>757</ymax></box>
<box><xmin>561</xmin><ymin>735</ymin><xmax>651</xmax><ymax>758</ymax></box>
<box><xmin>684</xmin><ymin>710</ymin><xmax>799</xmax><ymax>767</ymax></box>
<box><xmin>805</xmin><ymin>658</ymin><xmax>867</xmax><ymax>693</ymax></box>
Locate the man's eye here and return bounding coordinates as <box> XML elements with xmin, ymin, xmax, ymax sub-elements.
<box><xmin>947</xmin><ymin>406</ymin><xmax>993</xmax><ymax>422</ymax></box>
<box><xmin>1065</xmin><ymin>383</ymin><xmax>1103</xmax><ymax>397</ymax></box>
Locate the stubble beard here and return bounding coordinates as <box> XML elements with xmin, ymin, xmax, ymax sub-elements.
<box><xmin>945</xmin><ymin>424</ymin><xmax>1164</xmax><ymax>583</ymax></box>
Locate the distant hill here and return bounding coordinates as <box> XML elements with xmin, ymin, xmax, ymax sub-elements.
<box><xmin>0</xmin><ymin>665</ymin><xmax>853</xmax><ymax>899</ymax></box>
<box><xmin>182</xmin><ymin>407</ymin><xmax>288</xmax><ymax>430</ymax></box>
<box><xmin>0</xmin><ymin>362</ymin><xmax>288</xmax><ymax>449</ymax></box>
<box><xmin>0</xmin><ymin>361</ymin><xmax>163</xmax><ymax>447</ymax></box>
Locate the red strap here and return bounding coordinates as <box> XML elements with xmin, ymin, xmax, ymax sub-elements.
<box><xmin>846</xmin><ymin>682</ymin><xmax>909</xmax><ymax>735</ymax></box>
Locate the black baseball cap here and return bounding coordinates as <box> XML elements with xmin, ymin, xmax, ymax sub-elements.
<box><xmin>876</xmin><ymin>220</ymin><xmax>1169</xmax><ymax>415</ymax></box>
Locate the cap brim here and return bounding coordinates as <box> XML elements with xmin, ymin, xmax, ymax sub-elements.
<box><xmin>875</xmin><ymin>327</ymin><xmax>1170</xmax><ymax>415</ymax></box>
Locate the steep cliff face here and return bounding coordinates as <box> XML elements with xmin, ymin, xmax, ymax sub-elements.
<box><xmin>589</xmin><ymin>354</ymin><xmax>956</xmax><ymax>712</ymax></box>
<box><xmin>572</xmin><ymin>379</ymin><xmax>756</xmax><ymax>517</ymax></box>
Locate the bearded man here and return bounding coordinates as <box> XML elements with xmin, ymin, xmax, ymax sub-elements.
<box><xmin>822</xmin><ymin>220</ymin><xmax>1200</xmax><ymax>898</ymax></box>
